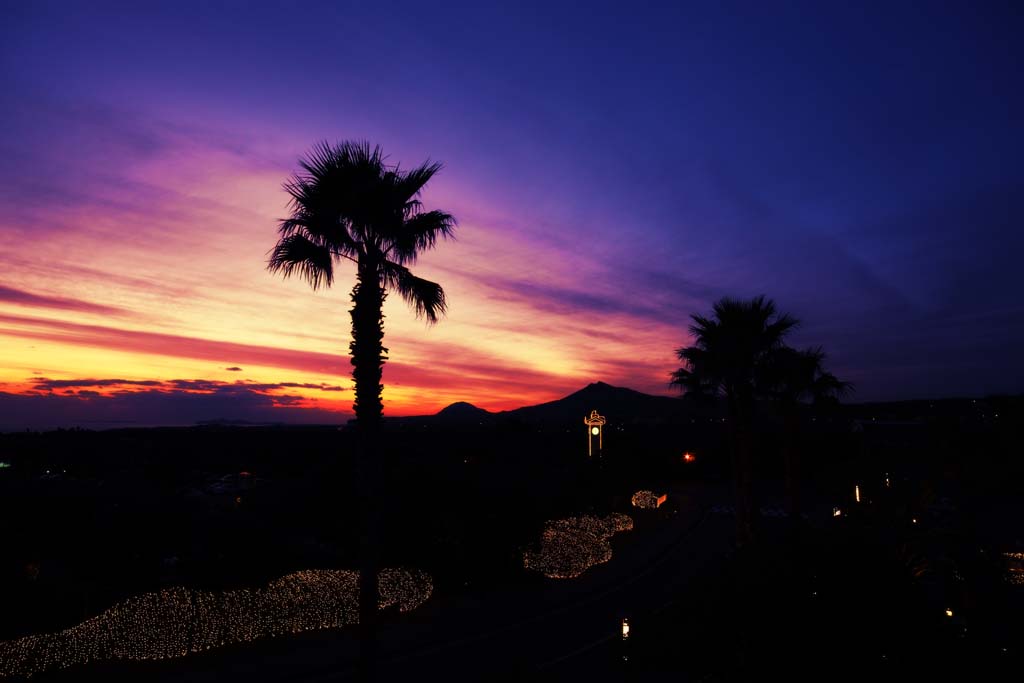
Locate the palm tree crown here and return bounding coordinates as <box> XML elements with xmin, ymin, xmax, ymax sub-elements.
<box><xmin>762</xmin><ymin>346</ymin><xmax>853</xmax><ymax>408</ymax></box>
<box><xmin>671</xmin><ymin>295</ymin><xmax>798</xmax><ymax>408</ymax></box>
<box><xmin>267</xmin><ymin>141</ymin><xmax>455</xmax><ymax>425</ymax></box>
<box><xmin>269</xmin><ymin>140</ymin><xmax>454</xmax><ymax>321</ymax></box>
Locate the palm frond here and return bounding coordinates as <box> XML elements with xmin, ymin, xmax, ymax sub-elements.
<box><xmin>766</xmin><ymin>313</ymin><xmax>800</xmax><ymax>345</ymax></box>
<box><xmin>812</xmin><ymin>371</ymin><xmax>854</xmax><ymax>403</ymax></box>
<box><xmin>670</xmin><ymin>366</ymin><xmax>719</xmax><ymax>396</ymax></box>
<box><xmin>760</xmin><ymin>343</ymin><xmax>853</xmax><ymax>406</ymax></box>
<box><xmin>393</xmin><ymin>160</ymin><xmax>443</xmax><ymax>203</ymax></box>
<box><xmin>267</xmin><ymin>233</ymin><xmax>334</xmax><ymax>290</ymax></box>
<box><xmin>382</xmin><ymin>261</ymin><xmax>447</xmax><ymax>323</ymax></box>
<box><xmin>278</xmin><ymin>214</ymin><xmax>360</xmax><ymax>259</ymax></box>
<box><xmin>388</xmin><ymin>210</ymin><xmax>456</xmax><ymax>264</ymax></box>
<box><xmin>297</xmin><ymin>140</ymin><xmax>383</xmax><ymax>183</ymax></box>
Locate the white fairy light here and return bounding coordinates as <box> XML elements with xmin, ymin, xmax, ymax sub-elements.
<box><xmin>523</xmin><ymin>513</ymin><xmax>633</xmax><ymax>579</ymax></box>
<box><xmin>630</xmin><ymin>490</ymin><xmax>666</xmax><ymax>509</ymax></box>
<box><xmin>0</xmin><ymin>568</ymin><xmax>432</xmax><ymax>679</ymax></box>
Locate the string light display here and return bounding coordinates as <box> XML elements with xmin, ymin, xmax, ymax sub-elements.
<box><xmin>630</xmin><ymin>490</ymin><xmax>667</xmax><ymax>509</ymax></box>
<box><xmin>523</xmin><ymin>513</ymin><xmax>633</xmax><ymax>579</ymax></box>
<box><xmin>0</xmin><ymin>568</ymin><xmax>432</xmax><ymax>679</ymax></box>
<box><xmin>1005</xmin><ymin>552</ymin><xmax>1024</xmax><ymax>585</ymax></box>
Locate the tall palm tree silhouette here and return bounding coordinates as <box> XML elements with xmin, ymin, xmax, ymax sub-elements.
<box><xmin>762</xmin><ymin>346</ymin><xmax>852</xmax><ymax>527</ymax></box>
<box><xmin>671</xmin><ymin>296</ymin><xmax>797</xmax><ymax>547</ymax></box>
<box><xmin>268</xmin><ymin>140</ymin><xmax>454</xmax><ymax>673</ymax></box>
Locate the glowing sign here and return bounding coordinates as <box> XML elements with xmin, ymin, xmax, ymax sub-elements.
<box><xmin>832</xmin><ymin>507</ymin><xmax>842</xmax><ymax>518</ymax></box>
<box><xmin>584</xmin><ymin>410</ymin><xmax>606</xmax><ymax>457</ymax></box>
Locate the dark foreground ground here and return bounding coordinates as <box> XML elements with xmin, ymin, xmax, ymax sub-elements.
<box><xmin>0</xmin><ymin>396</ymin><xmax>1022</xmax><ymax>681</ymax></box>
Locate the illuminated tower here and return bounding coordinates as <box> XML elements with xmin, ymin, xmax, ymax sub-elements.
<box><xmin>584</xmin><ymin>409</ymin><xmax>606</xmax><ymax>458</ymax></box>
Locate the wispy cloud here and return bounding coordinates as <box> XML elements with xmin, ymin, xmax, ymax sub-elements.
<box><xmin>0</xmin><ymin>312</ymin><xmax>348</xmax><ymax>376</ymax></box>
<box><xmin>0</xmin><ymin>284</ymin><xmax>133</xmax><ymax>317</ymax></box>
<box><xmin>26</xmin><ymin>376</ymin><xmax>346</xmax><ymax>394</ymax></box>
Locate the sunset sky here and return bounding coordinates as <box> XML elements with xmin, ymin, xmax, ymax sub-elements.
<box><xmin>1</xmin><ymin>2</ymin><xmax>1021</xmax><ymax>429</ymax></box>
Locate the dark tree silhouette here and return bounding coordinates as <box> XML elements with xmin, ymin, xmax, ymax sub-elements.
<box><xmin>671</xmin><ymin>296</ymin><xmax>797</xmax><ymax>547</ymax></box>
<box><xmin>762</xmin><ymin>346</ymin><xmax>852</xmax><ymax>527</ymax></box>
<box><xmin>267</xmin><ymin>141</ymin><xmax>454</xmax><ymax>675</ymax></box>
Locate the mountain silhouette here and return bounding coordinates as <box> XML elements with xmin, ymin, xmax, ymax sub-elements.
<box><xmin>434</xmin><ymin>401</ymin><xmax>493</xmax><ymax>421</ymax></box>
<box><xmin>502</xmin><ymin>381</ymin><xmax>686</xmax><ymax>424</ymax></box>
<box><xmin>388</xmin><ymin>381</ymin><xmax>697</xmax><ymax>427</ymax></box>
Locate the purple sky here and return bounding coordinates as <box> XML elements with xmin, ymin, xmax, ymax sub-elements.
<box><xmin>0</xmin><ymin>2</ymin><xmax>1022</xmax><ymax>428</ymax></box>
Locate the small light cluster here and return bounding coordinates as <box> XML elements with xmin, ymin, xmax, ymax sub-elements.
<box><xmin>523</xmin><ymin>513</ymin><xmax>634</xmax><ymax>579</ymax></box>
<box><xmin>630</xmin><ymin>490</ymin><xmax>666</xmax><ymax>509</ymax></box>
<box><xmin>0</xmin><ymin>568</ymin><xmax>432</xmax><ymax>679</ymax></box>
<box><xmin>1005</xmin><ymin>552</ymin><xmax>1024</xmax><ymax>586</ymax></box>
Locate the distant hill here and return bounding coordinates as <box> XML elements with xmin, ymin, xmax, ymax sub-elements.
<box><xmin>501</xmin><ymin>381</ymin><xmax>688</xmax><ymax>424</ymax></box>
<box><xmin>434</xmin><ymin>401</ymin><xmax>493</xmax><ymax>422</ymax></box>
<box><xmin>387</xmin><ymin>381</ymin><xmax>702</xmax><ymax>427</ymax></box>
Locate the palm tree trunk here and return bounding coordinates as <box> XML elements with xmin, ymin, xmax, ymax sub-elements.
<box><xmin>730</xmin><ymin>394</ymin><xmax>756</xmax><ymax>548</ymax></box>
<box><xmin>350</xmin><ymin>262</ymin><xmax>386</xmax><ymax>681</ymax></box>
<box><xmin>734</xmin><ymin>422</ymin><xmax>756</xmax><ymax>547</ymax></box>
<box><xmin>351</xmin><ymin>262</ymin><xmax>386</xmax><ymax>426</ymax></box>
<box><xmin>782</xmin><ymin>410</ymin><xmax>801</xmax><ymax>532</ymax></box>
